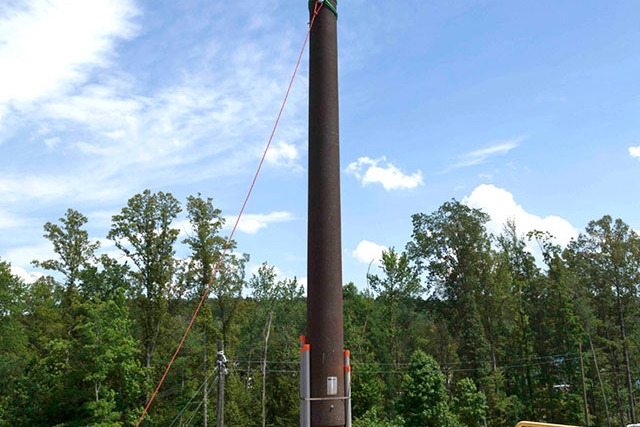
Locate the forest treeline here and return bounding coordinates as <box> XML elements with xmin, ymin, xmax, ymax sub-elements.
<box><xmin>1</xmin><ymin>190</ymin><xmax>639</xmax><ymax>427</ymax></box>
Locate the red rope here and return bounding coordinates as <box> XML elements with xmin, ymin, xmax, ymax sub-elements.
<box><xmin>134</xmin><ymin>2</ymin><xmax>324</xmax><ymax>425</ymax></box>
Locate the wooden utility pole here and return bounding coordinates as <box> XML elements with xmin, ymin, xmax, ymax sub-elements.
<box><xmin>579</xmin><ymin>343</ymin><xmax>589</xmax><ymax>427</ymax></box>
<box><xmin>204</xmin><ymin>330</ymin><xmax>208</xmax><ymax>427</ymax></box>
<box><xmin>589</xmin><ymin>334</ymin><xmax>611</xmax><ymax>427</ymax></box>
<box><xmin>307</xmin><ymin>0</ymin><xmax>345</xmax><ymax>426</ymax></box>
<box><xmin>262</xmin><ymin>313</ymin><xmax>273</xmax><ymax>427</ymax></box>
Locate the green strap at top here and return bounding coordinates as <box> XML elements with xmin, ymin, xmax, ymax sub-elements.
<box><xmin>308</xmin><ymin>0</ymin><xmax>338</xmax><ymax>19</ymax></box>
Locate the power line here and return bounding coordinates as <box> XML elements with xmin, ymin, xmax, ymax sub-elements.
<box><xmin>225</xmin><ymin>352</ymin><xmax>587</xmax><ymax>376</ymax></box>
<box><xmin>182</xmin><ymin>377</ymin><xmax>220</xmax><ymax>427</ymax></box>
<box><xmin>168</xmin><ymin>367</ymin><xmax>219</xmax><ymax>427</ymax></box>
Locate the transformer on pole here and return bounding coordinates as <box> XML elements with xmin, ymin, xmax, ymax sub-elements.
<box><xmin>306</xmin><ymin>0</ymin><xmax>346</xmax><ymax>426</ymax></box>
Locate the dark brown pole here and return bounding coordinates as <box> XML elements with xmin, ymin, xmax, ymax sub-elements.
<box><xmin>307</xmin><ymin>1</ymin><xmax>345</xmax><ymax>426</ymax></box>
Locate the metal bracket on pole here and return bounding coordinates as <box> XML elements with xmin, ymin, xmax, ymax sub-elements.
<box><xmin>301</xmin><ymin>396</ymin><xmax>351</xmax><ymax>402</ymax></box>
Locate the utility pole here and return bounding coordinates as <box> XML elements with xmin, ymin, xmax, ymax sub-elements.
<box><xmin>579</xmin><ymin>343</ymin><xmax>589</xmax><ymax>427</ymax></box>
<box><xmin>217</xmin><ymin>341</ymin><xmax>226</xmax><ymax>427</ymax></box>
<box><xmin>204</xmin><ymin>330</ymin><xmax>208</xmax><ymax>427</ymax></box>
<box><xmin>307</xmin><ymin>0</ymin><xmax>345</xmax><ymax>426</ymax></box>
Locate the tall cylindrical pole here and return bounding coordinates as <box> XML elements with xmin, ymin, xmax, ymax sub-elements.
<box><xmin>307</xmin><ymin>0</ymin><xmax>345</xmax><ymax>426</ymax></box>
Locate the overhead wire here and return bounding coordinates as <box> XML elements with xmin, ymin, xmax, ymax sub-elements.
<box><xmin>225</xmin><ymin>351</ymin><xmax>589</xmax><ymax>376</ymax></box>
<box><xmin>182</xmin><ymin>377</ymin><xmax>220</xmax><ymax>427</ymax></box>
<box><xmin>168</xmin><ymin>367</ymin><xmax>219</xmax><ymax>427</ymax></box>
<box><xmin>134</xmin><ymin>2</ymin><xmax>326</xmax><ymax>425</ymax></box>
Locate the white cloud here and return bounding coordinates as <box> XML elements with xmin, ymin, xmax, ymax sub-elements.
<box><xmin>442</xmin><ymin>137</ymin><xmax>523</xmax><ymax>172</ymax></box>
<box><xmin>629</xmin><ymin>146</ymin><xmax>640</xmax><ymax>158</ymax></box>
<box><xmin>352</xmin><ymin>240</ymin><xmax>387</xmax><ymax>265</ymax></box>
<box><xmin>346</xmin><ymin>156</ymin><xmax>424</xmax><ymax>190</ymax></box>
<box><xmin>265</xmin><ymin>141</ymin><xmax>303</xmax><ymax>171</ymax></box>
<box><xmin>0</xmin><ymin>0</ymin><xmax>313</xmax><ymax>209</ymax></box>
<box><xmin>10</xmin><ymin>265</ymin><xmax>43</xmax><ymax>284</ymax></box>
<box><xmin>225</xmin><ymin>211</ymin><xmax>294</xmax><ymax>234</ymax></box>
<box><xmin>0</xmin><ymin>0</ymin><xmax>138</xmax><ymax>108</ymax></box>
<box><xmin>1</xmin><ymin>50</ymin><xmax>304</xmax><ymax>203</ymax></box>
<box><xmin>463</xmin><ymin>184</ymin><xmax>578</xmax><ymax>247</ymax></box>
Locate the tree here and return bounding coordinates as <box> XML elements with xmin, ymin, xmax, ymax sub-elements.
<box><xmin>183</xmin><ymin>193</ymin><xmax>227</xmax><ymax>296</ymax></box>
<box><xmin>399</xmin><ymin>349</ymin><xmax>460</xmax><ymax>427</ymax></box>
<box><xmin>453</xmin><ymin>378</ymin><xmax>488</xmax><ymax>427</ymax></box>
<box><xmin>107</xmin><ymin>189</ymin><xmax>182</xmax><ymax>388</ymax></box>
<box><xmin>18</xmin><ymin>275</ymin><xmax>68</xmax><ymax>424</ymax></box>
<box><xmin>75</xmin><ymin>289</ymin><xmax>145</xmax><ymax>426</ymax></box>
<box><xmin>406</xmin><ymin>200</ymin><xmax>493</xmax><ymax>381</ymax></box>
<box><xmin>246</xmin><ymin>263</ymin><xmax>305</xmax><ymax>426</ymax></box>
<box><xmin>182</xmin><ymin>193</ymin><xmax>226</xmax><ymax>425</ymax></box>
<box><xmin>32</xmin><ymin>209</ymin><xmax>100</xmax><ymax>298</ymax></box>
<box><xmin>0</xmin><ymin>259</ymin><xmax>28</xmax><ymax>424</ymax></box>
<box><xmin>368</xmin><ymin>248</ymin><xmax>423</xmax><ymax>367</ymax></box>
<box><xmin>492</xmin><ymin>220</ymin><xmax>540</xmax><ymax>417</ymax></box>
<box><xmin>565</xmin><ymin>216</ymin><xmax>640</xmax><ymax>425</ymax></box>
<box><xmin>367</xmin><ymin>248</ymin><xmax>424</xmax><ymax>408</ymax></box>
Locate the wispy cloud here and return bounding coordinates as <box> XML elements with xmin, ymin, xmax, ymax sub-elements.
<box><xmin>441</xmin><ymin>136</ymin><xmax>524</xmax><ymax>173</ymax></box>
<box><xmin>224</xmin><ymin>211</ymin><xmax>295</xmax><ymax>235</ymax></box>
<box><xmin>0</xmin><ymin>0</ymin><xmax>138</xmax><ymax>113</ymax></box>
<box><xmin>346</xmin><ymin>156</ymin><xmax>424</xmax><ymax>190</ymax></box>
<box><xmin>0</xmin><ymin>0</ymin><xmax>309</xmax><ymax>207</ymax></box>
<box><xmin>629</xmin><ymin>146</ymin><xmax>640</xmax><ymax>158</ymax></box>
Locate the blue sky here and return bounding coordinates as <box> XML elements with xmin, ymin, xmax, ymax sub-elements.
<box><xmin>1</xmin><ymin>0</ymin><xmax>639</xmax><ymax>288</ymax></box>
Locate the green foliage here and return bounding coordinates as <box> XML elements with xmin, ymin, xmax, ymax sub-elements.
<box><xmin>453</xmin><ymin>378</ymin><xmax>487</xmax><ymax>427</ymax></box>
<box><xmin>5</xmin><ymin>195</ymin><xmax>640</xmax><ymax>427</ymax></box>
<box><xmin>399</xmin><ymin>350</ymin><xmax>460</xmax><ymax>427</ymax></box>
<box><xmin>353</xmin><ymin>407</ymin><xmax>404</xmax><ymax>427</ymax></box>
<box><xmin>407</xmin><ymin>200</ymin><xmax>493</xmax><ymax>381</ymax></box>
<box><xmin>32</xmin><ymin>208</ymin><xmax>100</xmax><ymax>291</ymax></box>
<box><xmin>0</xmin><ymin>259</ymin><xmax>28</xmax><ymax>425</ymax></box>
<box><xmin>182</xmin><ymin>193</ymin><xmax>227</xmax><ymax>296</ymax></box>
<box><xmin>108</xmin><ymin>189</ymin><xmax>181</xmax><ymax>394</ymax></box>
<box><xmin>74</xmin><ymin>294</ymin><xmax>145</xmax><ymax>425</ymax></box>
